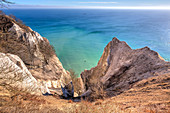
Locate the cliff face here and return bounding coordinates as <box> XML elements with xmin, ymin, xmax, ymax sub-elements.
<box><xmin>0</xmin><ymin>52</ymin><xmax>49</xmax><ymax>95</ymax></box>
<box><xmin>0</xmin><ymin>15</ymin><xmax>71</xmax><ymax>92</ymax></box>
<box><xmin>81</xmin><ymin>37</ymin><xmax>170</xmax><ymax>96</ymax></box>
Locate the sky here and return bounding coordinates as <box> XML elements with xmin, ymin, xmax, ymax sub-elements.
<box><xmin>7</xmin><ymin>0</ymin><xmax>170</xmax><ymax>9</ymax></box>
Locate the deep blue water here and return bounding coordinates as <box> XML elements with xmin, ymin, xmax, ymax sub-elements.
<box><xmin>3</xmin><ymin>9</ymin><xmax>170</xmax><ymax>75</ymax></box>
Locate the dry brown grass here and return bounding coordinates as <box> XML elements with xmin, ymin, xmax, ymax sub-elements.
<box><xmin>38</xmin><ymin>40</ymin><xmax>56</xmax><ymax>63</ymax></box>
<box><xmin>0</xmin><ymin>37</ymin><xmax>35</xmax><ymax>66</ymax></box>
<box><xmin>0</xmin><ymin>14</ymin><xmax>56</xmax><ymax>67</ymax></box>
<box><xmin>1</xmin><ymin>86</ymin><xmax>168</xmax><ymax>113</ymax></box>
<box><xmin>68</xmin><ymin>100</ymin><xmax>130</xmax><ymax>113</ymax></box>
<box><xmin>107</xmin><ymin>73</ymin><xmax>170</xmax><ymax>113</ymax></box>
<box><xmin>0</xmin><ymin>93</ymin><xmax>63</xmax><ymax>113</ymax></box>
<box><xmin>0</xmin><ymin>89</ymin><xmax>128</xmax><ymax>113</ymax></box>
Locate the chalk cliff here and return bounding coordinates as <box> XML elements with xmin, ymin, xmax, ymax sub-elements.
<box><xmin>81</xmin><ymin>37</ymin><xmax>170</xmax><ymax>97</ymax></box>
<box><xmin>0</xmin><ymin>52</ymin><xmax>49</xmax><ymax>95</ymax></box>
<box><xmin>0</xmin><ymin>14</ymin><xmax>71</xmax><ymax>93</ymax></box>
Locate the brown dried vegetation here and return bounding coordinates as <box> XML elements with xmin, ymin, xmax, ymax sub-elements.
<box><xmin>0</xmin><ymin>13</ymin><xmax>56</xmax><ymax>67</ymax></box>
<box><xmin>38</xmin><ymin>40</ymin><xmax>56</xmax><ymax>63</ymax></box>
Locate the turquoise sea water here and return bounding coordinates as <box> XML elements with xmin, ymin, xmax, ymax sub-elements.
<box><xmin>4</xmin><ymin>9</ymin><xmax>170</xmax><ymax>75</ymax></box>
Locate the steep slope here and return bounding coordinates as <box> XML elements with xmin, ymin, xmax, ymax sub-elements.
<box><xmin>0</xmin><ymin>14</ymin><xmax>71</xmax><ymax>92</ymax></box>
<box><xmin>81</xmin><ymin>37</ymin><xmax>170</xmax><ymax>97</ymax></box>
<box><xmin>103</xmin><ymin>73</ymin><xmax>170</xmax><ymax>112</ymax></box>
<box><xmin>0</xmin><ymin>52</ymin><xmax>48</xmax><ymax>95</ymax></box>
<box><xmin>0</xmin><ymin>73</ymin><xmax>169</xmax><ymax>113</ymax></box>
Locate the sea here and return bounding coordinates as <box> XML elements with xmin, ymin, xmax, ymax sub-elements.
<box><xmin>3</xmin><ymin>9</ymin><xmax>170</xmax><ymax>75</ymax></box>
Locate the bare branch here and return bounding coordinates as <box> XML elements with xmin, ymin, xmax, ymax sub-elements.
<box><xmin>0</xmin><ymin>0</ymin><xmax>14</xmax><ymax>8</ymax></box>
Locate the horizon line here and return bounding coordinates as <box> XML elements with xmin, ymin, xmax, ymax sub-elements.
<box><xmin>78</xmin><ymin>2</ymin><xmax>117</xmax><ymax>4</ymax></box>
<box><xmin>2</xmin><ymin>5</ymin><xmax>170</xmax><ymax>10</ymax></box>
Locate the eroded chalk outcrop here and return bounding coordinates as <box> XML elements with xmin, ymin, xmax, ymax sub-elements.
<box><xmin>81</xmin><ymin>37</ymin><xmax>170</xmax><ymax>97</ymax></box>
<box><xmin>0</xmin><ymin>15</ymin><xmax>71</xmax><ymax>93</ymax></box>
<box><xmin>0</xmin><ymin>52</ymin><xmax>49</xmax><ymax>95</ymax></box>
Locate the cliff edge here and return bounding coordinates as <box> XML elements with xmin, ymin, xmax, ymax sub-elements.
<box><xmin>81</xmin><ymin>37</ymin><xmax>170</xmax><ymax>98</ymax></box>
